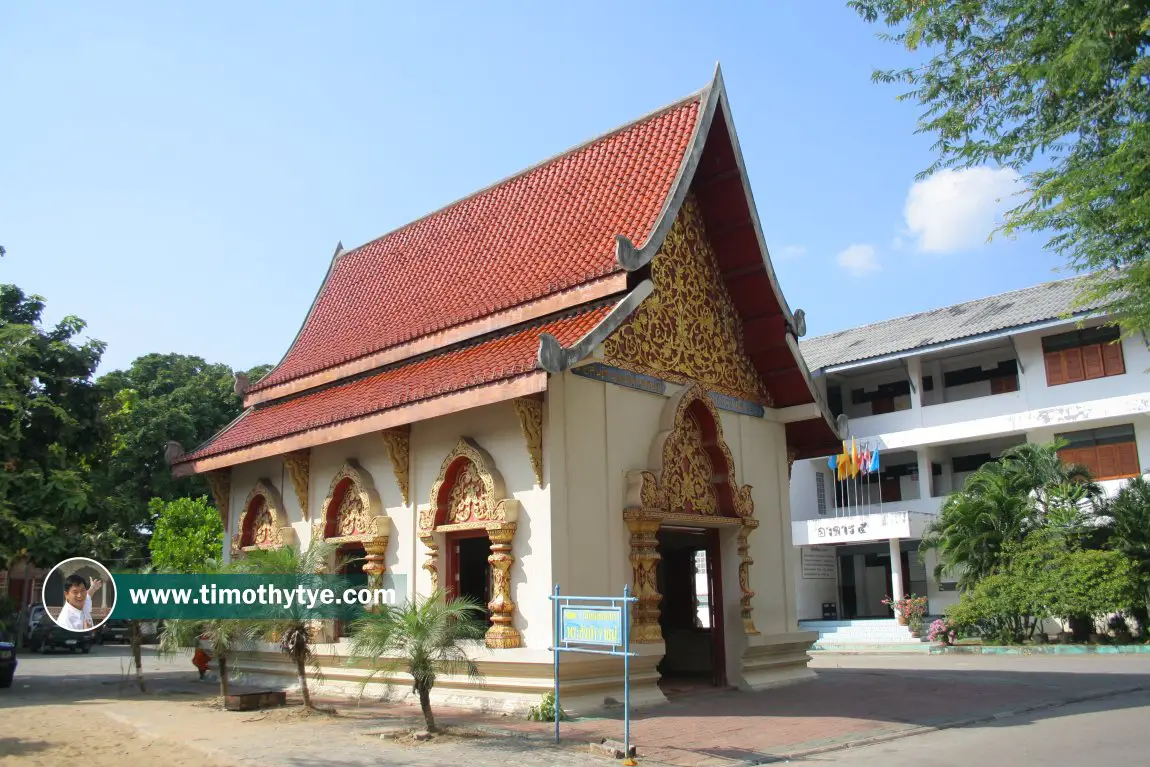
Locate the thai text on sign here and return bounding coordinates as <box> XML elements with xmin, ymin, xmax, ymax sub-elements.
<box><xmin>560</xmin><ymin>606</ymin><xmax>622</xmax><ymax>646</ymax></box>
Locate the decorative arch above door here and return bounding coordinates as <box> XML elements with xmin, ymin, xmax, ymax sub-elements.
<box><xmin>312</xmin><ymin>460</ymin><xmax>390</xmax><ymax>579</ymax></box>
<box><xmin>623</xmin><ymin>382</ymin><xmax>761</xmax><ymax>642</ymax></box>
<box><xmin>419</xmin><ymin>437</ymin><xmax>521</xmax><ymax>649</ymax></box>
<box><xmin>232</xmin><ymin>479</ymin><xmax>295</xmax><ymax>556</ymax></box>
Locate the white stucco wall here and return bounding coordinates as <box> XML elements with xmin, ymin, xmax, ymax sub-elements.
<box><xmin>225</xmin><ymin>398</ymin><xmax>551</xmax><ymax>649</ymax></box>
<box><xmin>550</xmin><ymin>369</ymin><xmax>801</xmax><ymax>648</ymax></box>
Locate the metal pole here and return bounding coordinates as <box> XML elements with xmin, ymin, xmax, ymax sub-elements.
<box><xmin>553</xmin><ymin>583</ymin><xmax>560</xmax><ymax>744</ymax></box>
<box><xmin>623</xmin><ymin>584</ymin><xmax>631</xmax><ymax>763</ymax></box>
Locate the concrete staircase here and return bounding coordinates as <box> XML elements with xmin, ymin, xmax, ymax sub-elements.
<box><xmin>800</xmin><ymin>619</ymin><xmax>932</xmax><ymax>652</ymax></box>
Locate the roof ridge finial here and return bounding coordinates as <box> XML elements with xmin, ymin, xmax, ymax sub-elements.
<box><xmin>333</xmin><ymin>240</ymin><xmax>345</xmax><ymax>259</ymax></box>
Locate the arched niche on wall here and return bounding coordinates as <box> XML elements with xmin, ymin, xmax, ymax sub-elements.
<box><xmin>418</xmin><ymin>437</ymin><xmax>521</xmax><ymax>649</ymax></box>
<box><xmin>231</xmin><ymin>479</ymin><xmax>296</xmax><ymax>557</ymax></box>
<box><xmin>312</xmin><ymin>460</ymin><xmax>390</xmax><ymax>579</ymax></box>
<box><xmin>623</xmin><ymin>382</ymin><xmax>760</xmax><ymax>642</ymax></box>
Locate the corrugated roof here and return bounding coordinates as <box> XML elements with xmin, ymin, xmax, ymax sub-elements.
<box><xmin>799</xmin><ymin>275</ymin><xmax>1105</xmax><ymax>371</ymax></box>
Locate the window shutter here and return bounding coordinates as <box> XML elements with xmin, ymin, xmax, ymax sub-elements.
<box><xmin>1116</xmin><ymin>442</ymin><xmax>1141</xmax><ymax>478</ymax></box>
<box><xmin>1064</xmin><ymin>347</ymin><xmax>1085</xmax><ymax>382</ymax></box>
<box><xmin>1102</xmin><ymin>342</ymin><xmax>1126</xmax><ymax>376</ymax></box>
<box><xmin>1096</xmin><ymin>445</ymin><xmax>1121</xmax><ymax>480</ymax></box>
<box><xmin>1044</xmin><ymin>351</ymin><xmax>1067</xmax><ymax>386</ymax></box>
<box><xmin>1081</xmin><ymin>344</ymin><xmax>1105</xmax><ymax>380</ymax></box>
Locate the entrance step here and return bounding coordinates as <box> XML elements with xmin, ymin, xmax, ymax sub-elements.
<box><xmin>800</xmin><ymin>619</ymin><xmax>931</xmax><ymax>648</ymax></box>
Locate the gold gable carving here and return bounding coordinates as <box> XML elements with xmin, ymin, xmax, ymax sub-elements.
<box><xmin>603</xmin><ymin>194</ymin><xmax>770</xmax><ymax>405</ymax></box>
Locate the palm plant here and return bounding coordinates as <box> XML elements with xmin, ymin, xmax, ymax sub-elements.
<box><xmin>159</xmin><ymin>617</ymin><xmax>259</xmax><ymax>698</ymax></box>
<box><xmin>922</xmin><ymin>441</ymin><xmax>1102</xmax><ymax>588</ymax></box>
<box><xmin>347</xmin><ymin>590</ymin><xmax>487</xmax><ymax>733</ymax></box>
<box><xmin>232</xmin><ymin>541</ymin><xmax>335</xmax><ymax>709</ymax></box>
<box><xmin>1104</xmin><ymin>475</ymin><xmax>1150</xmax><ymax>634</ymax></box>
<box><xmin>922</xmin><ymin>461</ymin><xmax>1032</xmax><ymax>588</ymax></box>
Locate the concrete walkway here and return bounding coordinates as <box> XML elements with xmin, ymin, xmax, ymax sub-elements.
<box><xmin>5</xmin><ymin>648</ymin><xmax>1150</xmax><ymax>766</ymax></box>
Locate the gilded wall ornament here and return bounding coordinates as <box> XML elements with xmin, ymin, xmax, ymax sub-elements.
<box><xmin>422</xmin><ymin>437</ymin><xmax>522</xmax><ymax>649</ymax></box>
<box><xmin>236</xmin><ymin>479</ymin><xmax>291</xmax><ymax>553</ymax></box>
<box><xmin>317</xmin><ymin>460</ymin><xmax>384</xmax><ymax>545</ymax></box>
<box><xmin>283</xmin><ymin>450</ymin><xmax>310</xmax><ymax>520</ymax></box>
<box><xmin>380</xmin><ymin>426</ymin><xmax>411</xmax><ymax>506</ymax></box>
<box><xmin>737</xmin><ymin>518</ymin><xmax>760</xmax><ymax>635</ymax></box>
<box><xmin>512</xmin><ymin>397</ymin><xmax>544</xmax><ymax>486</ymax></box>
<box><xmin>603</xmin><ymin>194</ymin><xmax>770</xmax><ymax>406</ymax></box>
<box><xmin>622</xmin><ymin>384</ymin><xmax>760</xmax><ymax>639</ymax></box>
<box><xmin>205</xmin><ymin>471</ymin><xmax>231</xmax><ymax>530</ymax></box>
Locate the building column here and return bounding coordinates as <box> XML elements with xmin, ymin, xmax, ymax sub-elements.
<box><xmin>906</xmin><ymin>357</ymin><xmax>923</xmax><ymax>414</ymax></box>
<box><xmin>889</xmin><ymin>538</ymin><xmax>904</xmax><ymax>611</ymax></box>
<box><xmin>916</xmin><ymin>447</ymin><xmax>934</xmax><ymax>500</ymax></box>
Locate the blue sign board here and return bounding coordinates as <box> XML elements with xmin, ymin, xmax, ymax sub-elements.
<box><xmin>560</xmin><ymin>606</ymin><xmax>622</xmax><ymax>646</ymax></box>
<box><xmin>550</xmin><ymin>585</ymin><xmax>637</xmax><ymax>761</ymax></box>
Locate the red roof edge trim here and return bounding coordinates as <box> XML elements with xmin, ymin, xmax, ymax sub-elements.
<box><xmin>244</xmin><ymin>272</ymin><xmax>628</xmax><ymax>408</ymax></box>
<box><xmin>616</xmin><ymin>64</ymin><xmax>723</xmax><ymax>272</ymax></box>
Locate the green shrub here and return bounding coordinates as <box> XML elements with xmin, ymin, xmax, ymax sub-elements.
<box><xmin>527</xmin><ymin>690</ymin><xmax>570</xmax><ymax>722</ymax></box>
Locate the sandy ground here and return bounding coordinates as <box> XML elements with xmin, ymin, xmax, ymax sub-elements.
<box><xmin>0</xmin><ymin>704</ymin><xmax>235</xmax><ymax>767</ymax></box>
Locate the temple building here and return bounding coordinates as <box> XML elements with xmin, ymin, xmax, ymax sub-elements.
<box><xmin>169</xmin><ymin>66</ymin><xmax>841</xmax><ymax>711</ymax></box>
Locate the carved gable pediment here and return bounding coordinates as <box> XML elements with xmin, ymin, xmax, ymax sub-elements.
<box><xmin>603</xmin><ymin>194</ymin><xmax>769</xmax><ymax>405</ymax></box>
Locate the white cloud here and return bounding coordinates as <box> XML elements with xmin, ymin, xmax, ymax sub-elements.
<box><xmin>904</xmin><ymin>166</ymin><xmax>1021</xmax><ymax>253</ymax></box>
<box><xmin>836</xmin><ymin>244</ymin><xmax>880</xmax><ymax>276</ymax></box>
<box><xmin>778</xmin><ymin>244</ymin><xmax>807</xmax><ymax>260</ymax></box>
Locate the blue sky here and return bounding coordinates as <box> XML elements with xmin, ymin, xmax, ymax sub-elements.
<box><xmin>0</xmin><ymin>1</ymin><xmax>1065</xmax><ymax>375</ymax></box>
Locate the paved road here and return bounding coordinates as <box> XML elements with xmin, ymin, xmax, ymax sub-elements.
<box><xmin>811</xmin><ymin>689</ymin><xmax>1150</xmax><ymax>765</ymax></box>
<box><xmin>5</xmin><ymin>645</ymin><xmax>1150</xmax><ymax>766</ymax></box>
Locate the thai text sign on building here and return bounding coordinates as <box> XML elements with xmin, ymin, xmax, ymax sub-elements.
<box><xmin>560</xmin><ymin>606</ymin><xmax>622</xmax><ymax>646</ymax></box>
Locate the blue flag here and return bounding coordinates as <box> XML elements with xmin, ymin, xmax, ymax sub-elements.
<box><xmin>827</xmin><ymin>455</ymin><xmax>838</xmax><ymax>471</ymax></box>
<box><xmin>868</xmin><ymin>448</ymin><xmax>880</xmax><ymax>474</ymax></box>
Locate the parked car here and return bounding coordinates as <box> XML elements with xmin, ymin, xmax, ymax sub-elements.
<box><xmin>23</xmin><ymin>605</ymin><xmax>46</xmax><ymax>642</ymax></box>
<box><xmin>0</xmin><ymin>628</ymin><xmax>16</xmax><ymax>688</ymax></box>
<box><xmin>98</xmin><ymin>619</ymin><xmax>131</xmax><ymax>644</ymax></box>
<box><xmin>27</xmin><ymin>615</ymin><xmax>94</xmax><ymax>654</ymax></box>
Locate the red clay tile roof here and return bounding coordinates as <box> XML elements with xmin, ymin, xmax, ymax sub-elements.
<box><xmin>251</xmin><ymin>95</ymin><xmax>702</xmax><ymax>393</ymax></box>
<box><xmin>177</xmin><ymin>305</ymin><xmax>612</xmax><ymax>463</ymax></box>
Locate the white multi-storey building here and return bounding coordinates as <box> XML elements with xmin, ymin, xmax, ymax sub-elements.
<box><xmin>788</xmin><ymin>276</ymin><xmax>1150</xmax><ymax>639</ymax></box>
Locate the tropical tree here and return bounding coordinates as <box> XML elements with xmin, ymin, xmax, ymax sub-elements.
<box><xmin>232</xmin><ymin>542</ymin><xmax>335</xmax><ymax>709</ymax></box>
<box><xmin>922</xmin><ymin>441</ymin><xmax>1101</xmax><ymax>587</ymax></box>
<box><xmin>850</xmin><ymin>0</ymin><xmax>1150</xmax><ymax>336</ymax></box>
<box><xmin>149</xmin><ymin>496</ymin><xmax>224</xmax><ymax>572</ymax></box>
<box><xmin>160</xmin><ymin>617</ymin><xmax>259</xmax><ymax>699</ymax></box>
<box><xmin>1103</xmin><ymin>476</ymin><xmax>1150</xmax><ymax>633</ymax></box>
<box><xmin>0</xmin><ymin>282</ymin><xmax>132</xmax><ymax>631</ymax></box>
<box><xmin>347</xmin><ymin>591</ymin><xmax>487</xmax><ymax>733</ymax></box>
<box><xmin>922</xmin><ymin>461</ymin><xmax>1032</xmax><ymax>588</ymax></box>
<box><xmin>95</xmin><ymin>354</ymin><xmax>271</xmax><ymax>533</ymax></box>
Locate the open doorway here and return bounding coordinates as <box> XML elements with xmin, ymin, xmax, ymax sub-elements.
<box><xmin>447</xmin><ymin>531</ymin><xmax>492</xmax><ymax>625</ymax></box>
<box><xmin>656</xmin><ymin>527</ymin><xmax>725</xmax><ymax>689</ymax></box>
<box><xmin>335</xmin><ymin>543</ymin><xmax>366</xmax><ymax>639</ymax></box>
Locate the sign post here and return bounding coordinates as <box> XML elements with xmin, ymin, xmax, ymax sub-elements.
<box><xmin>550</xmin><ymin>584</ymin><xmax>638</xmax><ymax>764</ymax></box>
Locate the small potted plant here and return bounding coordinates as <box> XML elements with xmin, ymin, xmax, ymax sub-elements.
<box><xmin>882</xmin><ymin>594</ymin><xmax>929</xmax><ymax>633</ymax></box>
<box><xmin>928</xmin><ymin>618</ymin><xmax>955</xmax><ymax>646</ymax></box>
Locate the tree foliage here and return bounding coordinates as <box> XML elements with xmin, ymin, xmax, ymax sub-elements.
<box><xmin>148</xmin><ymin>496</ymin><xmax>224</xmax><ymax>572</ymax></box>
<box><xmin>97</xmin><ymin>354</ymin><xmax>271</xmax><ymax>530</ymax></box>
<box><xmin>347</xmin><ymin>590</ymin><xmax>487</xmax><ymax>733</ymax></box>
<box><xmin>851</xmin><ymin>0</ymin><xmax>1150</xmax><ymax>334</ymax></box>
<box><xmin>1</xmin><ymin>269</ymin><xmax>268</xmax><ymax>571</ymax></box>
<box><xmin>921</xmin><ymin>440</ymin><xmax>1099</xmax><ymax>587</ymax></box>
<box><xmin>232</xmin><ymin>542</ymin><xmax>336</xmax><ymax>709</ymax></box>
<box><xmin>0</xmin><ymin>284</ymin><xmax>111</xmax><ymax>568</ymax></box>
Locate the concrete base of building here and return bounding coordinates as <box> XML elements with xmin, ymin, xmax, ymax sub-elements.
<box><xmin>230</xmin><ymin>641</ymin><xmax>669</xmax><ymax>716</ymax></box>
<box><xmin>737</xmin><ymin>631</ymin><xmax>819</xmax><ymax>691</ymax></box>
